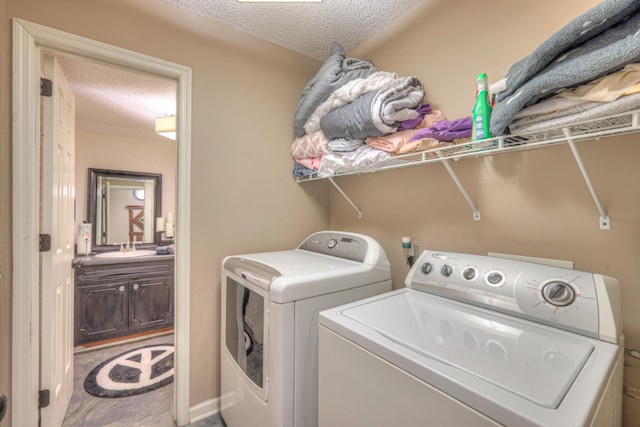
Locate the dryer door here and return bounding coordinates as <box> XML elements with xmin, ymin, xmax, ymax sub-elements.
<box><xmin>224</xmin><ymin>273</ymin><xmax>269</xmax><ymax>400</ymax></box>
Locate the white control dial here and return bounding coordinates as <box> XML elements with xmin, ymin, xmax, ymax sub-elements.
<box><xmin>327</xmin><ymin>239</ymin><xmax>338</xmax><ymax>249</ymax></box>
<box><xmin>485</xmin><ymin>271</ymin><xmax>505</xmax><ymax>287</ymax></box>
<box><xmin>421</xmin><ymin>263</ymin><xmax>432</xmax><ymax>274</ymax></box>
<box><xmin>441</xmin><ymin>264</ymin><xmax>453</xmax><ymax>277</ymax></box>
<box><xmin>542</xmin><ymin>280</ymin><xmax>576</xmax><ymax>306</ymax></box>
<box><xmin>462</xmin><ymin>267</ymin><xmax>478</xmax><ymax>281</ymax></box>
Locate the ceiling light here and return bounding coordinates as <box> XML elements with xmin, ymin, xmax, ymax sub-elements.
<box><xmin>238</xmin><ymin>0</ymin><xmax>322</xmax><ymax>2</ymax></box>
<box><xmin>155</xmin><ymin>115</ymin><xmax>176</xmax><ymax>140</ymax></box>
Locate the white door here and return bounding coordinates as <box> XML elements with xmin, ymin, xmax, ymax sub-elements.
<box><xmin>40</xmin><ymin>54</ymin><xmax>76</xmax><ymax>427</ymax></box>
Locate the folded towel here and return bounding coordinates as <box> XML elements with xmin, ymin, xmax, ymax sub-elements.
<box><xmin>156</xmin><ymin>246</ymin><xmax>174</xmax><ymax>255</ymax></box>
<box><xmin>411</xmin><ymin>117</ymin><xmax>472</xmax><ymax>142</ymax></box>
<box><xmin>491</xmin><ymin>5</ymin><xmax>640</xmax><ymax>135</ymax></box>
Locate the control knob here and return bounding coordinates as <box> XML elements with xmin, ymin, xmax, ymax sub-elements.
<box><xmin>485</xmin><ymin>271</ymin><xmax>504</xmax><ymax>287</ymax></box>
<box><xmin>327</xmin><ymin>239</ymin><xmax>338</xmax><ymax>249</ymax></box>
<box><xmin>462</xmin><ymin>267</ymin><xmax>477</xmax><ymax>281</ymax></box>
<box><xmin>421</xmin><ymin>263</ymin><xmax>432</xmax><ymax>274</ymax></box>
<box><xmin>542</xmin><ymin>281</ymin><xmax>575</xmax><ymax>306</ymax></box>
<box><xmin>441</xmin><ymin>264</ymin><xmax>453</xmax><ymax>277</ymax></box>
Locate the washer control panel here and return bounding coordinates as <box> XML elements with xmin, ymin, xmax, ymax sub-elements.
<box><xmin>298</xmin><ymin>231</ymin><xmax>369</xmax><ymax>263</ymax></box>
<box><xmin>406</xmin><ymin>250</ymin><xmax>620</xmax><ymax>342</ymax></box>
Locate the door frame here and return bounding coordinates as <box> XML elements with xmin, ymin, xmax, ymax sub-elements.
<box><xmin>12</xmin><ymin>18</ymin><xmax>192</xmax><ymax>426</ymax></box>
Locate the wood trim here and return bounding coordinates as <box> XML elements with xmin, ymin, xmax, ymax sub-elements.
<box><xmin>75</xmin><ymin>327</ymin><xmax>174</xmax><ymax>352</ymax></box>
<box><xmin>11</xmin><ymin>19</ymin><xmax>40</xmax><ymax>427</ymax></box>
<box><xmin>175</xmin><ymin>58</ymin><xmax>193</xmax><ymax>427</ymax></box>
<box><xmin>12</xmin><ymin>18</ymin><xmax>192</xmax><ymax>426</ymax></box>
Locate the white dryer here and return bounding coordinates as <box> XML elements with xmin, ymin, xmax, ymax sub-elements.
<box><xmin>221</xmin><ymin>231</ymin><xmax>392</xmax><ymax>427</ymax></box>
<box><xmin>319</xmin><ymin>250</ymin><xmax>624</xmax><ymax>427</ymax></box>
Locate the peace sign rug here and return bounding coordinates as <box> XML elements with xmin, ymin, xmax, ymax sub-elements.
<box><xmin>84</xmin><ymin>343</ymin><xmax>174</xmax><ymax>398</ymax></box>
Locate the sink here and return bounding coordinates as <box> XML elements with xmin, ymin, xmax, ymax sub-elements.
<box><xmin>94</xmin><ymin>249</ymin><xmax>157</xmax><ymax>258</ymax></box>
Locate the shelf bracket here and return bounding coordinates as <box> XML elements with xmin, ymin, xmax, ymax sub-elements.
<box><xmin>562</xmin><ymin>128</ymin><xmax>611</xmax><ymax>230</ymax></box>
<box><xmin>328</xmin><ymin>177</ymin><xmax>362</xmax><ymax>219</ymax></box>
<box><xmin>437</xmin><ymin>152</ymin><xmax>481</xmax><ymax>221</ymax></box>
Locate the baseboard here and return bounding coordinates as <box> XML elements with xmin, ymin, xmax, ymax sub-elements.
<box><xmin>190</xmin><ymin>397</ymin><xmax>221</xmax><ymax>423</ymax></box>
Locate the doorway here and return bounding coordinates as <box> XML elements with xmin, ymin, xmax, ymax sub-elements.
<box><xmin>12</xmin><ymin>18</ymin><xmax>192</xmax><ymax>426</ymax></box>
<box><xmin>56</xmin><ymin>51</ymin><xmax>177</xmax><ymax>425</ymax></box>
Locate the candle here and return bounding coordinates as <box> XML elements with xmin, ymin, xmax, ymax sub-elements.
<box><xmin>156</xmin><ymin>217</ymin><xmax>166</xmax><ymax>232</ymax></box>
<box><xmin>166</xmin><ymin>211</ymin><xmax>175</xmax><ymax>224</ymax></box>
<box><xmin>165</xmin><ymin>222</ymin><xmax>175</xmax><ymax>238</ymax></box>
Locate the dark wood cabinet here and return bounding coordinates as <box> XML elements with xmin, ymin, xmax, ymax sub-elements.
<box><xmin>74</xmin><ymin>255</ymin><xmax>174</xmax><ymax>345</ymax></box>
<box><xmin>129</xmin><ymin>277</ymin><xmax>173</xmax><ymax>331</ymax></box>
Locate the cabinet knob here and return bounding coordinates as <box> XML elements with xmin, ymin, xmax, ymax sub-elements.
<box><xmin>133</xmin><ymin>283</ymin><xmax>140</xmax><ymax>290</ymax></box>
<box><xmin>118</xmin><ymin>286</ymin><xmax>125</xmax><ymax>292</ymax></box>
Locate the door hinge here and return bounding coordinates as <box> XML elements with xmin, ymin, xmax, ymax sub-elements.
<box><xmin>40</xmin><ymin>78</ymin><xmax>53</xmax><ymax>97</ymax></box>
<box><xmin>39</xmin><ymin>234</ymin><xmax>52</xmax><ymax>252</ymax></box>
<box><xmin>38</xmin><ymin>389</ymin><xmax>50</xmax><ymax>409</ymax></box>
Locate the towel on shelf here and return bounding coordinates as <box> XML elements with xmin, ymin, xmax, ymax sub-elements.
<box><xmin>491</xmin><ymin>2</ymin><xmax>640</xmax><ymax>135</ymax></box>
<box><xmin>293</xmin><ymin>42</ymin><xmax>377</xmax><ymax>137</ymax></box>
<box><xmin>327</xmin><ymin>138</ymin><xmax>365</xmax><ymax>152</ymax></box>
<box><xmin>320</xmin><ymin>76</ymin><xmax>424</xmax><ymax>140</ymax></box>
<box><xmin>317</xmin><ymin>145</ymin><xmax>392</xmax><ymax>177</ymax></box>
<box><xmin>303</xmin><ymin>71</ymin><xmax>398</xmax><ymax>135</ymax></box>
<box><xmin>554</xmin><ymin>63</ymin><xmax>640</xmax><ymax>103</ymax></box>
<box><xmin>293</xmin><ymin>162</ymin><xmax>317</xmax><ymax>178</ymax></box>
<box><xmin>497</xmin><ymin>0</ymin><xmax>640</xmax><ymax>102</ymax></box>
<box><xmin>411</xmin><ymin>116</ymin><xmax>473</xmax><ymax>142</ymax></box>
<box><xmin>508</xmin><ymin>91</ymin><xmax>640</xmax><ymax>135</ymax></box>
<box><xmin>397</xmin><ymin>104</ymin><xmax>433</xmax><ymax>131</ymax></box>
<box><xmin>289</xmin><ymin>130</ymin><xmax>330</xmax><ymax>159</ymax></box>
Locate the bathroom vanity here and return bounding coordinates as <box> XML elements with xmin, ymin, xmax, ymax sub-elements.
<box><xmin>73</xmin><ymin>253</ymin><xmax>174</xmax><ymax>346</ymax></box>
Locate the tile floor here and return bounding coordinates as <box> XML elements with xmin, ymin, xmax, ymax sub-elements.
<box><xmin>63</xmin><ymin>334</ymin><xmax>226</xmax><ymax>427</ymax></box>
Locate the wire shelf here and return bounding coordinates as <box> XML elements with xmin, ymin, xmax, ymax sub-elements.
<box><xmin>295</xmin><ymin>108</ymin><xmax>640</xmax><ymax>183</ymax></box>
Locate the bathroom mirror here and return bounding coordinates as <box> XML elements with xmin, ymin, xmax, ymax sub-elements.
<box><xmin>88</xmin><ymin>168</ymin><xmax>162</xmax><ymax>251</ymax></box>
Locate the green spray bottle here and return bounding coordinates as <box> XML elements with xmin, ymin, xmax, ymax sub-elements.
<box><xmin>471</xmin><ymin>73</ymin><xmax>493</xmax><ymax>141</ymax></box>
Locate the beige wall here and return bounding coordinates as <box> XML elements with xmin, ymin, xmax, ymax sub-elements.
<box><xmin>75</xmin><ymin>130</ymin><xmax>177</xmax><ymax>247</ymax></box>
<box><xmin>1</xmin><ymin>0</ymin><xmax>327</xmax><ymax>423</ymax></box>
<box><xmin>338</xmin><ymin>0</ymin><xmax>639</xmax><ymax>423</ymax></box>
<box><xmin>4</xmin><ymin>0</ymin><xmax>639</xmax><ymax>424</ymax></box>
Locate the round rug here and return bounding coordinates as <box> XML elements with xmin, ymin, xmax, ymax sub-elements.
<box><xmin>84</xmin><ymin>343</ymin><xmax>174</xmax><ymax>398</ymax></box>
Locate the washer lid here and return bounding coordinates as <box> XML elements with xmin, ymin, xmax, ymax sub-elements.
<box><xmin>341</xmin><ymin>290</ymin><xmax>594</xmax><ymax>409</ymax></box>
<box><xmin>226</xmin><ymin>250</ymin><xmax>390</xmax><ymax>303</ymax></box>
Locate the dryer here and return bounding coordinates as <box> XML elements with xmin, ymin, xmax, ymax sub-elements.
<box><xmin>319</xmin><ymin>250</ymin><xmax>624</xmax><ymax>427</ymax></box>
<box><xmin>221</xmin><ymin>231</ymin><xmax>391</xmax><ymax>427</ymax></box>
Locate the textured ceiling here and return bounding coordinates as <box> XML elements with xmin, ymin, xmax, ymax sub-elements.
<box><xmin>161</xmin><ymin>0</ymin><xmax>423</xmax><ymax>60</ymax></box>
<box><xmin>58</xmin><ymin>0</ymin><xmax>426</xmax><ymax>138</ymax></box>
<box><xmin>56</xmin><ymin>54</ymin><xmax>177</xmax><ymax>140</ymax></box>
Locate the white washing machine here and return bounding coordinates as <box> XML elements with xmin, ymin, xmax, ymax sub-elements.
<box><xmin>319</xmin><ymin>250</ymin><xmax>624</xmax><ymax>427</ymax></box>
<box><xmin>221</xmin><ymin>231</ymin><xmax>392</xmax><ymax>427</ymax></box>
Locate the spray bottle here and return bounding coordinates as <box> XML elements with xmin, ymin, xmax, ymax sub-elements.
<box><xmin>471</xmin><ymin>73</ymin><xmax>493</xmax><ymax>142</ymax></box>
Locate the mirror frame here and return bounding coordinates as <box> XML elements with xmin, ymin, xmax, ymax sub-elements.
<box><xmin>87</xmin><ymin>168</ymin><xmax>163</xmax><ymax>252</ymax></box>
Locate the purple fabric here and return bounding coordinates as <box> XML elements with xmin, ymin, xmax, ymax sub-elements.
<box><xmin>411</xmin><ymin>116</ymin><xmax>472</xmax><ymax>142</ymax></box>
<box><xmin>397</xmin><ymin>104</ymin><xmax>432</xmax><ymax>131</ymax></box>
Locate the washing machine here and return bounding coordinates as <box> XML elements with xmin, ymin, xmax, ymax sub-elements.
<box><xmin>319</xmin><ymin>250</ymin><xmax>624</xmax><ymax>427</ymax></box>
<box><xmin>220</xmin><ymin>231</ymin><xmax>392</xmax><ymax>427</ymax></box>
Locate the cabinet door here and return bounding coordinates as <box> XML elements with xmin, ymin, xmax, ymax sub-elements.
<box><xmin>129</xmin><ymin>277</ymin><xmax>174</xmax><ymax>331</ymax></box>
<box><xmin>75</xmin><ymin>280</ymin><xmax>128</xmax><ymax>345</ymax></box>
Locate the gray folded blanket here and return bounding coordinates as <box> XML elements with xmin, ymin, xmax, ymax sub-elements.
<box><xmin>497</xmin><ymin>0</ymin><xmax>640</xmax><ymax>102</ymax></box>
<box><xmin>491</xmin><ymin>9</ymin><xmax>640</xmax><ymax>136</ymax></box>
<box><xmin>293</xmin><ymin>42</ymin><xmax>377</xmax><ymax>137</ymax></box>
<box><xmin>320</xmin><ymin>76</ymin><xmax>424</xmax><ymax>140</ymax></box>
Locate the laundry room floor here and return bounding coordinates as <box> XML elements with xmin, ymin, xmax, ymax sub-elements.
<box><xmin>63</xmin><ymin>334</ymin><xmax>226</xmax><ymax>427</ymax></box>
